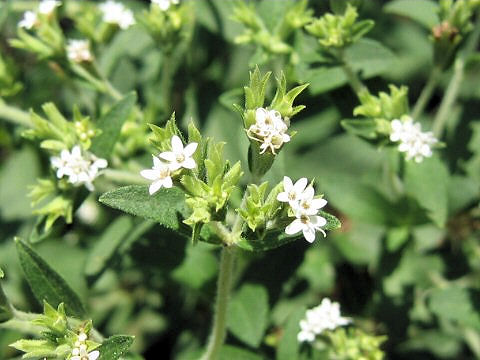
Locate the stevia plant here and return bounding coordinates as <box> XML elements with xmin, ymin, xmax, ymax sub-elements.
<box><xmin>1</xmin><ymin>0</ymin><xmax>480</xmax><ymax>359</ymax></box>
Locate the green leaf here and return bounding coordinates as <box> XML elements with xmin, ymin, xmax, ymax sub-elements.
<box><xmin>429</xmin><ymin>287</ymin><xmax>480</xmax><ymax>331</ymax></box>
<box><xmin>219</xmin><ymin>345</ymin><xmax>263</xmax><ymax>360</ymax></box>
<box><xmin>276</xmin><ymin>307</ymin><xmax>305</xmax><ymax>360</ymax></box>
<box><xmin>405</xmin><ymin>156</ymin><xmax>449</xmax><ymax>227</ymax></box>
<box><xmin>341</xmin><ymin>119</ymin><xmax>378</xmax><ymax>139</ymax></box>
<box><xmin>306</xmin><ymin>39</ymin><xmax>395</xmax><ymax>95</ymax></box>
<box><xmin>84</xmin><ymin>216</ymin><xmax>133</xmax><ymax>283</ymax></box>
<box><xmin>99</xmin><ymin>185</ymin><xmax>189</xmax><ymax>232</ymax></box>
<box><xmin>227</xmin><ymin>283</ymin><xmax>269</xmax><ymax>348</ymax></box>
<box><xmin>15</xmin><ymin>238</ymin><xmax>87</xmax><ymax>318</ymax></box>
<box><xmin>90</xmin><ymin>92</ymin><xmax>137</xmax><ymax>159</ymax></box>
<box><xmin>384</xmin><ymin>0</ymin><xmax>439</xmax><ymax>29</ymax></box>
<box><xmin>98</xmin><ymin>335</ymin><xmax>134</xmax><ymax>360</ymax></box>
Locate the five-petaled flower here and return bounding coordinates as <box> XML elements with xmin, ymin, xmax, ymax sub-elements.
<box><xmin>159</xmin><ymin>135</ymin><xmax>198</xmax><ymax>171</ymax></box>
<box><xmin>278</xmin><ymin>176</ymin><xmax>328</xmax><ymax>242</ymax></box>
<box><xmin>67</xmin><ymin>39</ymin><xmax>93</xmax><ymax>63</ymax></box>
<box><xmin>140</xmin><ymin>155</ymin><xmax>173</xmax><ymax>195</ymax></box>
<box><xmin>297</xmin><ymin>298</ymin><xmax>351</xmax><ymax>343</ymax></box>
<box><xmin>71</xmin><ymin>331</ymin><xmax>99</xmax><ymax>360</ymax></box>
<box><xmin>151</xmin><ymin>0</ymin><xmax>180</xmax><ymax>11</ymax></box>
<box><xmin>18</xmin><ymin>11</ymin><xmax>38</xmax><ymax>29</ymax></box>
<box><xmin>99</xmin><ymin>1</ymin><xmax>135</xmax><ymax>29</ymax></box>
<box><xmin>50</xmin><ymin>145</ymin><xmax>107</xmax><ymax>191</ymax></box>
<box><xmin>389</xmin><ymin>116</ymin><xmax>438</xmax><ymax>163</ymax></box>
<box><xmin>247</xmin><ymin>107</ymin><xmax>290</xmax><ymax>155</ymax></box>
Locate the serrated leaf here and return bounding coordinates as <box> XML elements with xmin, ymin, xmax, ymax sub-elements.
<box><xmin>99</xmin><ymin>185</ymin><xmax>189</xmax><ymax>232</ymax></box>
<box><xmin>405</xmin><ymin>156</ymin><xmax>449</xmax><ymax>227</ymax></box>
<box><xmin>227</xmin><ymin>284</ymin><xmax>269</xmax><ymax>348</ymax></box>
<box><xmin>15</xmin><ymin>238</ymin><xmax>87</xmax><ymax>318</ymax></box>
<box><xmin>90</xmin><ymin>92</ymin><xmax>137</xmax><ymax>159</ymax></box>
<box><xmin>384</xmin><ymin>0</ymin><xmax>439</xmax><ymax>29</ymax></box>
<box><xmin>84</xmin><ymin>216</ymin><xmax>133</xmax><ymax>283</ymax></box>
<box><xmin>98</xmin><ymin>335</ymin><xmax>134</xmax><ymax>360</ymax></box>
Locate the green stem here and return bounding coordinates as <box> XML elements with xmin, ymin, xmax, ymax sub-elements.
<box><xmin>411</xmin><ymin>65</ymin><xmax>442</xmax><ymax>120</ymax></box>
<box><xmin>336</xmin><ymin>49</ymin><xmax>368</xmax><ymax>98</ymax></box>
<box><xmin>200</xmin><ymin>246</ymin><xmax>236</xmax><ymax>360</ymax></box>
<box><xmin>0</xmin><ymin>102</ymin><xmax>32</xmax><ymax>127</ymax></box>
<box><xmin>432</xmin><ymin>19</ymin><xmax>480</xmax><ymax>138</ymax></box>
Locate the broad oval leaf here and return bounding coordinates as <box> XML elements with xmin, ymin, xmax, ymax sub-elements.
<box><xmin>384</xmin><ymin>0</ymin><xmax>439</xmax><ymax>29</ymax></box>
<box><xmin>227</xmin><ymin>284</ymin><xmax>269</xmax><ymax>348</ymax></box>
<box><xmin>90</xmin><ymin>92</ymin><xmax>137</xmax><ymax>159</ymax></box>
<box><xmin>15</xmin><ymin>238</ymin><xmax>87</xmax><ymax>318</ymax></box>
<box><xmin>98</xmin><ymin>335</ymin><xmax>134</xmax><ymax>360</ymax></box>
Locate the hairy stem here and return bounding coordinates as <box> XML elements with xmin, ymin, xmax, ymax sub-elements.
<box><xmin>200</xmin><ymin>246</ymin><xmax>236</xmax><ymax>360</ymax></box>
<box><xmin>433</xmin><ymin>20</ymin><xmax>480</xmax><ymax>138</ymax></box>
<box><xmin>411</xmin><ymin>65</ymin><xmax>442</xmax><ymax>120</ymax></box>
<box><xmin>0</xmin><ymin>102</ymin><xmax>32</xmax><ymax>127</ymax></box>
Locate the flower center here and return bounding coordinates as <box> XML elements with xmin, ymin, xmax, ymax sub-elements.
<box><xmin>81</xmin><ymin>356</ymin><xmax>89</xmax><ymax>360</ymax></box>
<box><xmin>302</xmin><ymin>201</ymin><xmax>310</xmax><ymax>210</ymax></box>
<box><xmin>176</xmin><ymin>153</ymin><xmax>185</xmax><ymax>163</ymax></box>
<box><xmin>288</xmin><ymin>191</ymin><xmax>297</xmax><ymax>201</ymax></box>
<box><xmin>300</xmin><ymin>215</ymin><xmax>309</xmax><ymax>224</ymax></box>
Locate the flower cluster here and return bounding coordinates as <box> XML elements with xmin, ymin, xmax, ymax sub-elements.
<box><xmin>71</xmin><ymin>331</ymin><xmax>99</xmax><ymax>360</ymax></box>
<box><xmin>99</xmin><ymin>1</ymin><xmax>135</xmax><ymax>30</ymax></box>
<box><xmin>141</xmin><ymin>135</ymin><xmax>198</xmax><ymax>195</ymax></box>
<box><xmin>298</xmin><ymin>298</ymin><xmax>351</xmax><ymax>343</ymax></box>
<box><xmin>66</xmin><ymin>40</ymin><xmax>93</xmax><ymax>63</ymax></box>
<box><xmin>152</xmin><ymin>0</ymin><xmax>180</xmax><ymax>11</ymax></box>
<box><xmin>18</xmin><ymin>0</ymin><xmax>61</xmax><ymax>29</ymax></box>
<box><xmin>50</xmin><ymin>145</ymin><xmax>108</xmax><ymax>191</ymax></box>
<box><xmin>247</xmin><ymin>108</ymin><xmax>291</xmax><ymax>155</ymax></box>
<box><xmin>389</xmin><ymin>116</ymin><xmax>438</xmax><ymax>163</ymax></box>
<box><xmin>277</xmin><ymin>176</ymin><xmax>328</xmax><ymax>243</ymax></box>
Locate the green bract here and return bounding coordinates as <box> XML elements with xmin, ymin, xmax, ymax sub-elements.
<box><xmin>305</xmin><ymin>4</ymin><xmax>374</xmax><ymax>49</ymax></box>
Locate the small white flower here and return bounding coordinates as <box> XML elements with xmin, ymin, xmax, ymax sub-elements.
<box><xmin>71</xmin><ymin>348</ymin><xmax>99</xmax><ymax>360</ymax></box>
<box><xmin>276</xmin><ymin>176</ymin><xmax>308</xmax><ymax>207</ymax></box>
<box><xmin>159</xmin><ymin>135</ymin><xmax>198</xmax><ymax>171</ymax></box>
<box><xmin>285</xmin><ymin>212</ymin><xmax>327</xmax><ymax>243</ymax></box>
<box><xmin>50</xmin><ymin>146</ymin><xmax>107</xmax><ymax>191</ymax></box>
<box><xmin>78</xmin><ymin>332</ymin><xmax>87</xmax><ymax>342</ymax></box>
<box><xmin>38</xmin><ymin>0</ymin><xmax>61</xmax><ymax>15</ymax></box>
<box><xmin>390</xmin><ymin>116</ymin><xmax>438</xmax><ymax>163</ymax></box>
<box><xmin>67</xmin><ymin>39</ymin><xmax>93</xmax><ymax>63</ymax></box>
<box><xmin>99</xmin><ymin>1</ymin><xmax>135</xmax><ymax>29</ymax></box>
<box><xmin>247</xmin><ymin>107</ymin><xmax>290</xmax><ymax>155</ymax></box>
<box><xmin>295</xmin><ymin>187</ymin><xmax>328</xmax><ymax>216</ymax></box>
<box><xmin>18</xmin><ymin>11</ymin><xmax>38</xmax><ymax>29</ymax></box>
<box><xmin>298</xmin><ymin>298</ymin><xmax>351</xmax><ymax>343</ymax></box>
<box><xmin>151</xmin><ymin>0</ymin><xmax>180</xmax><ymax>11</ymax></box>
<box><xmin>141</xmin><ymin>155</ymin><xmax>173</xmax><ymax>195</ymax></box>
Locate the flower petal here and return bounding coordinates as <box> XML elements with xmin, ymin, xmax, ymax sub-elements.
<box><xmin>311</xmin><ymin>215</ymin><xmax>327</xmax><ymax>227</ymax></box>
<box><xmin>285</xmin><ymin>219</ymin><xmax>304</xmax><ymax>235</ymax></box>
<box><xmin>159</xmin><ymin>151</ymin><xmax>176</xmax><ymax>162</ymax></box>
<box><xmin>283</xmin><ymin>176</ymin><xmax>293</xmax><ymax>191</ymax></box>
<box><xmin>183</xmin><ymin>142</ymin><xmax>198</xmax><ymax>157</ymax></box>
<box><xmin>140</xmin><ymin>169</ymin><xmax>159</xmax><ymax>180</ymax></box>
<box><xmin>149</xmin><ymin>180</ymin><xmax>163</xmax><ymax>195</ymax></box>
<box><xmin>276</xmin><ymin>192</ymin><xmax>289</xmax><ymax>202</ymax></box>
<box><xmin>89</xmin><ymin>351</ymin><xmax>100</xmax><ymax>360</ymax></box>
<box><xmin>294</xmin><ymin>178</ymin><xmax>308</xmax><ymax>194</ymax></box>
<box><xmin>302</xmin><ymin>227</ymin><xmax>316</xmax><ymax>243</ymax></box>
<box><xmin>162</xmin><ymin>176</ymin><xmax>173</xmax><ymax>188</ymax></box>
<box><xmin>182</xmin><ymin>157</ymin><xmax>196</xmax><ymax>169</ymax></box>
<box><xmin>311</xmin><ymin>198</ymin><xmax>327</xmax><ymax>210</ymax></box>
<box><xmin>171</xmin><ymin>135</ymin><xmax>184</xmax><ymax>153</ymax></box>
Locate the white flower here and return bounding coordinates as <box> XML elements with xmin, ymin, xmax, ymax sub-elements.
<box><xmin>285</xmin><ymin>212</ymin><xmax>326</xmax><ymax>243</ymax></box>
<box><xmin>295</xmin><ymin>186</ymin><xmax>328</xmax><ymax>216</ymax></box>
<box><xmin>99</xmin><ymin>1</ymin><xmax>135</xmax><ymax>29</ymax></box>
<box><xmin>18</xmin><ymin>11</ymin><xmax>38</xmax><ymax>29</ymax></box>
<box><xmin>50</xmin><ymin>145</ymin><xmax>107</xmax><ymax>191</ymax></box>
<box><xmin>38</xmin><ymin>0</ymin><xmax>61</xmax><ymax>15</ymax></box>
<box><xmin>67</xmin><ymin>39</ymin><xmax>93</xmax><ymax>63</ymax></box>
<box><xmin>151</xmin><ymin>0</ymin><xmax>180</xmax><ymax>11</ymax></box>
<box><xmin>277</xmin><ymin>176</ymin><xmax>308</xmax><ymax>207</ymax></box>
<box><xmin>140</xmin><ymin>155</ymin><xmax>173</xmax><ymax>195</ymax></box>
<box><xmin>247</xmin><ymin>107</ymin><xmax>290</xmax><ymax>154</ymax></box>
<box><xmin>159</xmin><ymin>135</ymin><xmax>198</xmax><ymax>171</ymax></box>
<box><xmin>390</xmin><ymin>116</ymin><xmax>438</xmax><ymax>163</ymax></box>
<box><xmin>298</xmin><ymin>298</ymin><xmax>351</xmax><ymax>343</ymax></box>
<box><xmin>71</xmin><ymin>347</ymin><xmax>99</xmax><ymax>360</ymax></box>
